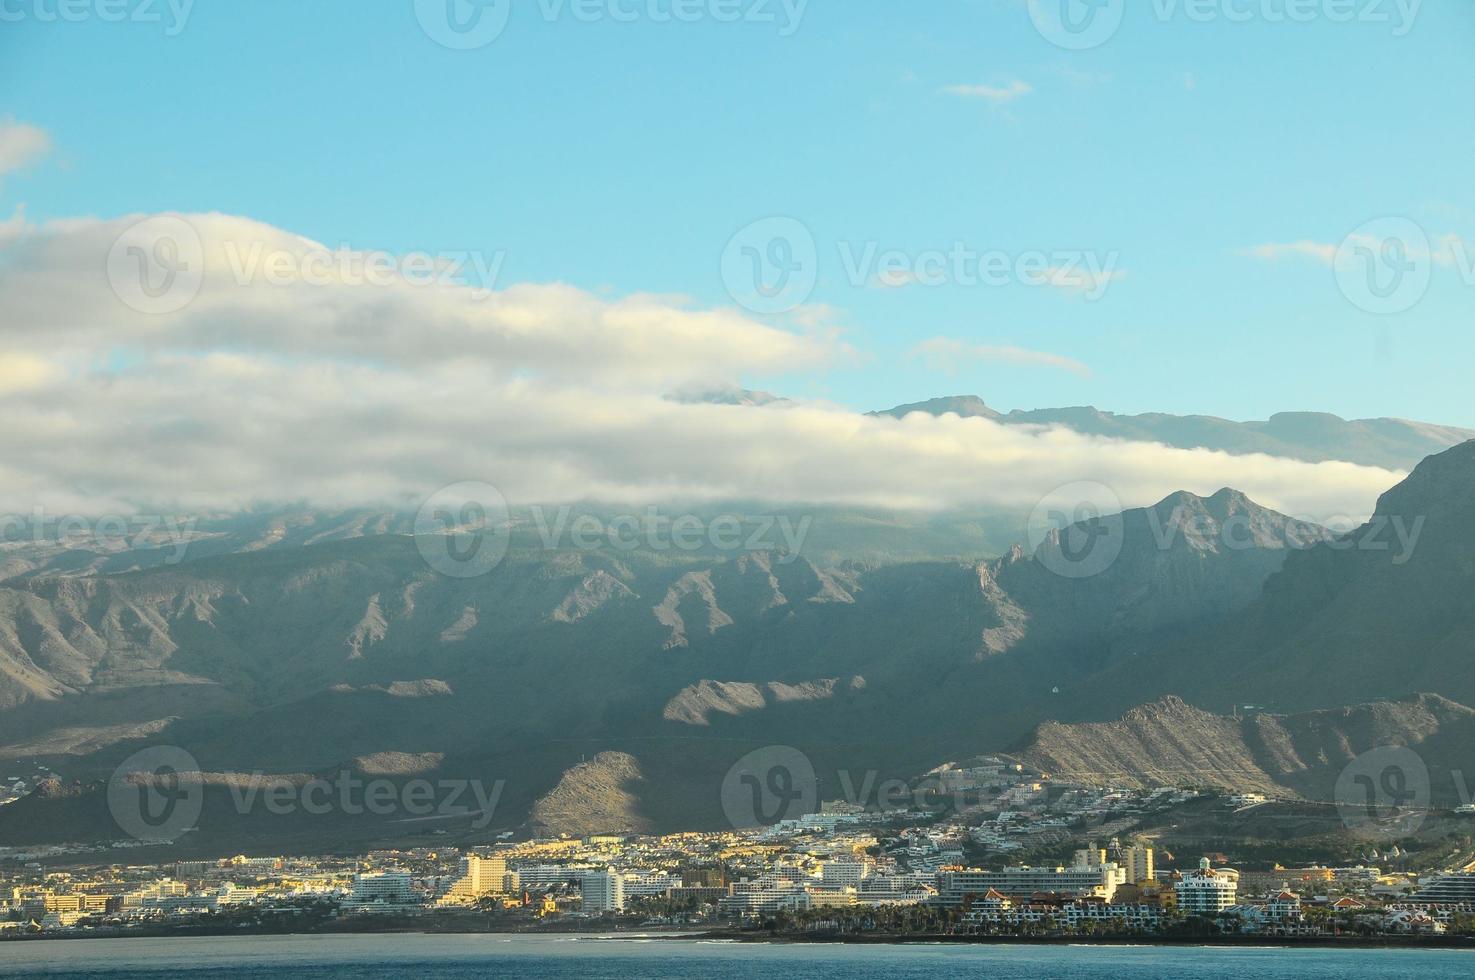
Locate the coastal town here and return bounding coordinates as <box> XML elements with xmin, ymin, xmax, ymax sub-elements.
<box><xmin>6</xmin><ymin>758</ymin><xmax>1475</xmax><ymax>943</ymax></box>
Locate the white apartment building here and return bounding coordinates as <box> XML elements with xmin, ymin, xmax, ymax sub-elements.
<box><xmin>344</xmin><ymin>872</ymin><xmax>418</xmax><ymax>912</ymax></box>
<box><xmin>581</xmin><ymin>870</ymin><xmax>625</xmax><ymax>913</ymax></box>
<box><xmin>718</xmin><ymin>883</ymin><xmax>810</xmax><ymax>916</ymax></box>
<box><xmin>620</xmin><ymin>872</ymin><xmax>683</xmax><ymax>897</ymax></box>
<box><xmin>962</xmin><ymin>893</ymin><xmax>1164</xmax><ymax>933</ymax></box>
<box><xmin>121</xmin><ymin>879</ymin><xmax>189</xmax><ymax>909</ymax></box>
<box><xmin>819</xmin><ymin>858</ymin><xmax>872</xmax><ymax>890</ymax></box>
<box><xmin>935</xmin><ymin>863</ymin><xmax>1125</xmax><ymax>906</ymax></box>
<box><xmin>511</xmin><ymin>864</ymin><xmax>594</xmax><ymax>889</ymax></box>
<box><xmin>857</xmin><ymin>876</ymin><xmax>937</xmax><ymax>906</ymax></box>
<box><xmin>1175</xmin><ymin>859</ymin><xmax>1238</xmax><ymax>915</ymax></box>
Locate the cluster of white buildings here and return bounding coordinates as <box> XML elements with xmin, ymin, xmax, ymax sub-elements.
<box><xmin>714</xmin><ymin>858</ymin><xmax>941</xmax><ymax>915</ymax></box>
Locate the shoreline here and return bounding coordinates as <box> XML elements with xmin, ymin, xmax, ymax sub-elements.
<box><xmin>702</xmin><ymin>930</ymin><xmax>1475</xmax><ymax>951</ymax></box>
<box><xmin>5</xmin><ymin>925</ymin><xmax>1475</xmax><ymax>952</ymax></box>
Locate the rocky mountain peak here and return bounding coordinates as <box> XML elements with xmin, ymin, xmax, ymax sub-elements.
<box><xmin>1374</xmin><ymin>439</ymin><xmax>1475</xmax><ymax>520</ymax></box>
<box><xmin>873</xmin><ymin>395</ymin><xmax>1001</xmax><ymax>421</ymax></box>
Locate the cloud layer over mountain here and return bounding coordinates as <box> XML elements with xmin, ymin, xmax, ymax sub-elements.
<box><xmin>0</xmin><ymin>211</ymin><xmax>1405</xmax><ymax>521</ymax></box>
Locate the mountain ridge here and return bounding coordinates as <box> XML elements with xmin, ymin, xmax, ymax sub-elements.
<box><xmin>873</xmin><ymin>395</ymin><xmax>1475</xmax><ymax>470</ymax></box>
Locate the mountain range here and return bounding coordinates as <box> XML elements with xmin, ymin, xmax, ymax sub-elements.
<box><xmin>1</xmin><ymin>410</ymin><xmax>1473</xmax><ymax>850</ymax></box>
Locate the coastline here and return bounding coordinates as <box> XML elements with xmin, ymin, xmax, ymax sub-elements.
<box><xmin>6</xmin><ymin>923</ymin><xmax>1475</xmax><ymax>952</ymax></box>
<box><xmin>701</xmin><ymin>930</ymin><xmax>1475</xmax><ymax>951</ymax></box>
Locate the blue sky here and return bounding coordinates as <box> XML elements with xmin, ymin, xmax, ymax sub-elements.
<box><xmin>3</xmin><ymin>0</ymin><xmax>1473</xmax><ymax>426</ymax></box>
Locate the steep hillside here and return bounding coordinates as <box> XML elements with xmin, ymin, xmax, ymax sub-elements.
<box><xmin>528</xmin><ymin>752</ymin><xmax>653</xmax><ymax>837</ymax></box>
<box><xmin>1015</xmin><ymin>694</ymin><xmax>1475</xmax><ymax>802</ymax></box>
<box><xmin>1016</xmin><ymin>696</ymin><xmax>1280</xmax><ymax>795</ymax></box>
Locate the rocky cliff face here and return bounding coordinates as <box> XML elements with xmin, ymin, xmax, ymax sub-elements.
<box><xmin>1193</xmin><ymin>440</ymin><xmax>1475</xmax><ymax>710</ymax></box>
<box><xmin>980</xmin><ymin>488</ymin><xmax>1329</xmax><ymax>656</ymax></box>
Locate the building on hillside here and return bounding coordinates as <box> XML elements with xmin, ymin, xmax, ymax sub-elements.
<box><xmin>819</xmin><ymin>858</ymin><xmax>872</xmax><ymax>890</ymax></box>
<box><xmin>1414</xmin><ymin>873</ymin><xmax>1475</xmax><ymax>903</ymax></box>
<box><xmin>1175</xmin><ymin>858</ymin><xmax>1238</xmax><ymax>915</ymax></box>
<box><xmin>1116</xmin><ymin>843</ymin><xmax>1154</xmax><ymax>884</ymax></box>
<box><xmin>1073</xmin><ymin>846</ymin><xmax>1108</xmax><ymax>869</ymax></box>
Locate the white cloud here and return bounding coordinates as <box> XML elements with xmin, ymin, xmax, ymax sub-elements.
<box><xmin>0</xmin><ymin>211</ymin><xmax>1404</xmax><ymax>525</ymax></box>
<box><xmin>0</xmin><ymin>353</ymin><xmax>58</xmax><ymax>394</ymax></box>
<box><xmin>912</xmin><ymin>337</ymin><xmax>1091</xmax><ymax>379</ymax></box>
<box><xmin>941</xmin><ymin>81</ymin><xmax>1033</xmax><ymax>104</ymax></box>
<box><xmin>1245</xmin><ymin>233</ymin><xmax>1473</xmax><ymax>270</ymax></box>
<box><xmin>1242</xmin><ymin>241</ymin><xmax>1338</xmax><ymax>265</ymax></box>
<box><xmin>0</xmin><ymin>119</ymin><xmax>52</xmax><ymax>178</ymax></box>
<box><xmin>0</xmin><ymin>212</ymin><xmax>846</xmax><ymax>390</ymax></box>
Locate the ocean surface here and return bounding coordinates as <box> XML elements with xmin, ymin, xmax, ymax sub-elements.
<box><xmin>0</xmin><ymin>934</ymin><xmax>1472</xmax><ymax>979</ymax></box>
